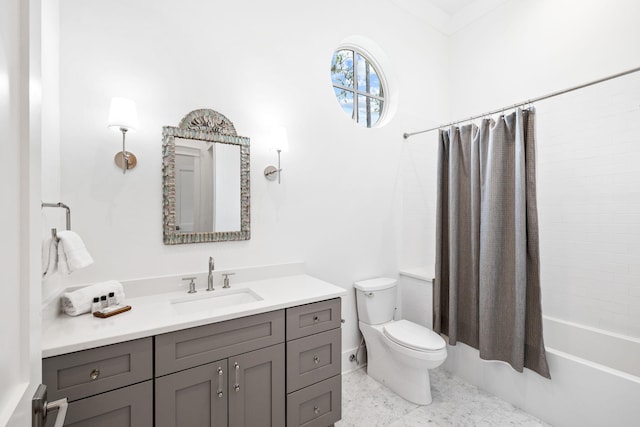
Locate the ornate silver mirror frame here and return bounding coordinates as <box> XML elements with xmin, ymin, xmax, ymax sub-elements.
<box><xmin>162</xmin><ymin>109</ymin><xmax>250</xmax><ymax>244</ymax></box>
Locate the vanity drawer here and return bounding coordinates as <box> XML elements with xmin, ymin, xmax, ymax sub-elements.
<box><xmin>287</xmin><ymin>328</ymin><xmax>341</xmax><ymax>392</ymax></box>
<box><xmin>156</xmin><ymin>309</ymin><xmax>285</xmax><ymax>376</ymax></box>
<box><xmin>46</xmin><ymin>380</ymin><xmax>153</xmax><ymax>427</ymax></box>
<box><xmin>286</xmin><ymin>298</ymin><xmax>341</xmax><ymax>340</ymax></box>
<box><xmin>42</xmin><ymin>337</ymin><xmax>152</xmax><ymax>402</ymax></box>
<box><xmin>287</xmin><ymin>375</ymin><xmax>341</xmax><ymax>427</ymax></box>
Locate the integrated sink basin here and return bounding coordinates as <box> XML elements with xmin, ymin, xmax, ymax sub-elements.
<box><xmin>171</xmin><ymin>288</ymin><xmax>263</xmax><ymax>315</ymax></box>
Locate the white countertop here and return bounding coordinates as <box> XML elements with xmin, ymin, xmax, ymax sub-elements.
<box><xmin>42</xmin><ymin>273</ymin><xmax>347</xmax><ymax>358</ymax></box>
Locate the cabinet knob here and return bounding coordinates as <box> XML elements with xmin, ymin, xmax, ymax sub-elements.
<box><xmin>313</xmin><ymin>355</ymin><xmax>320</xmax><ymax>364</ymax></box>
<box><xmin>89</xmin><ymin>369</ymin><xmax>100</xmax><ymax>380</ymax></box>
<box><xmin>313</xmin><ymin>315</ymin><xmax>319</xmax><ymax>323</ymax></box>
<box><xmin>217</xmin><ymin>391</ymin><xmax>224</xmax><ymax>398</ymax></box>
<box><xmin>234</xmin><ymin>384</ymin><xmax>240</xmax><ymax>392</ymax></box>
<box><xmin>313</xmin><ymin>405</ymin><xmax>320</xmax><ymax>415</ymax></box>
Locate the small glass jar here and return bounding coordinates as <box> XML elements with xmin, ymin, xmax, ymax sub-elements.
<box><xmin>91</xmin><ymin>297</ymin><xmax>100</xmax><ymax>314</ymax></box>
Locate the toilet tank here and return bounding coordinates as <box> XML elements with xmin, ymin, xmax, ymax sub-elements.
<box><xmin>354</xmin><ymin>278</ymin><xmax>397</xmax><ymax>325</ymax></box>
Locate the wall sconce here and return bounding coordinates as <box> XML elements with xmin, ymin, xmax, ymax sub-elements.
<box><xmin>263</xmin><ymin>126</ymin><xmax>289</xmax><ymax>184</ymax></box>
<box><xmin>108</xmin><ymin>97</ymin><xmax>139</xmax><ymax>174</ymax></box>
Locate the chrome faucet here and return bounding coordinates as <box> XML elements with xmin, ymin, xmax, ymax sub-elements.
<box><xmin>207</xmin><ymin>256</ymin><xmax>215</xmax><ymax>291</ymax></box>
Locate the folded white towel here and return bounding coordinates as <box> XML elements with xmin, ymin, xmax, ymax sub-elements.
<box><xmin>42</xmin><ymin>238</ymin><xmax>58</xmax><ymax>278</ymax></box>
<box><xmin>57</xmin><ymin>230</ymin><xmax>94</xmax><ymax>274</ymax></box>
<box><xmin>61</xmin><ymin>280</ymin><xmax>125</xmax><ymax>316</ymax></box>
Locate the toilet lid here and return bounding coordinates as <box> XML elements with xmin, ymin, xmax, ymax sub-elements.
<box><xmin>383</xmin><ymin>320</ymin><xmax>446</xmax><ymax>351</ymax></box>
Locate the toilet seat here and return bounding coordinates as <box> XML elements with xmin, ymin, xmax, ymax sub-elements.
<box><xmin>383</xmin><ymin>320</ymin><xmax>446</xmax><ymax>352</ymax></box>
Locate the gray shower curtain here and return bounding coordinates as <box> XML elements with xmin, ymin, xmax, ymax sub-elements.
<box><xmin>434</xmin><ymin>108</ymin><xmax>550</xmax><ymax>379</ymax></box>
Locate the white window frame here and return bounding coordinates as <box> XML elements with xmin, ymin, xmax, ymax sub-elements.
<box><xmin>332</xmin><ymin>44</ymin><xmax>389</xmax><ymax>128</ymax></box>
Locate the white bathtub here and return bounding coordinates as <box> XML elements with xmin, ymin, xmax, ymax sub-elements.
<box><xmin>543</xmin><ymin>315</ymin><xmax>640</xmax><ymax>378</ymax></box>
<box><xmin>398</xmin><ymin>270</ymin><xmax>640</xmax><ymax>427</ymax></box>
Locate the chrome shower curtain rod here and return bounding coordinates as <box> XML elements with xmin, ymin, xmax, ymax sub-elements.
<box><xmin>403</xmin><ymin>65</ymin><xmax>640</xmax><ymax>139</ymax></box>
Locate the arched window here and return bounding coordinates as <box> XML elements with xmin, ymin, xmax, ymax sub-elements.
<box><xmin>331</xmin><ymin>48</ymin><xmax>386</xmax><ymax>128</ymax></box>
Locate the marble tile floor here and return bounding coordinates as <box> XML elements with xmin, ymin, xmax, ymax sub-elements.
<box><xmin>336</xmin><ymin>367</ymin><xmax>551</xmax><ymax>427</ymax></box>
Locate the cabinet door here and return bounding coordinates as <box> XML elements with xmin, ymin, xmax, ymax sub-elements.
<box><xmin>228</xmin><ymin>343</ymin><xmax>285</xmax><ymax>427</ymax></box>
<box><xmin>45</xmin><ymin>380</ymin><xmax>152</xmax><ymax>427</ymax></box>
<box><xmin>156</xmin><ymin>360</ymin><xmax>228</xmax><ymax>427</ymax></box>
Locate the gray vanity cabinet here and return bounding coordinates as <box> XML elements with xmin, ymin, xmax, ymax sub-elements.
<box><xmin>43</xmin><ymin>299</ymin><xmax>341</xmax><ymax>427</ymax></box>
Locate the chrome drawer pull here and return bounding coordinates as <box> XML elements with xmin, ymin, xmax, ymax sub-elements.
<box><xmin>234</xmin><ymin>362</ymin><xmax>240</xmax><ymax>392</ymax></box>
<box><xmin>89</xmin><ymin>369</ymin><xmax>100</xmax><ymax>380</ymax></box>
<box><xmin>313</xmin><ymin>405</ymin><xmax>320</xmax><ymax>415</ymax></box>
<box><xmin>313</xmin><ymin>355</ymin><xmax>319</xmax><ymax>364</ymax></box>
<box><xmin>217</xmin><ymin>367</ymin><xmax>224</xmax><ymax>398</ymax></box>
<box><xmin>313</xmin><ymin>315</ymin><xmax>319</xmax><ymax>323</ymax></box>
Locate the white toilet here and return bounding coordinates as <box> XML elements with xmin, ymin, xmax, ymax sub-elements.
<box><xmin>355</xmin><ymin>277</ymin><xmax>447</xmax><ymax>405</ymax></box>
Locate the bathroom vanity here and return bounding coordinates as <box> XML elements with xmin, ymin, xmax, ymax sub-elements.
<box><xmin>41</xmin><ymin>271</ymin><xmax>345</xmax><ymax>427</ymax></box>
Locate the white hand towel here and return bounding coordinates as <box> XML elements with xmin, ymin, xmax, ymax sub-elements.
<box><xmin>57</xmin><ymin>230</ymin><xmax>94</xmax><ymax>274</ymax></box>
<box><xmin>61</xmin><ymin>280</ymin><xmax>125</xmax><ymax>316</ymax></box>
<box><xmin>42</xmin><ymin>238</ymin><xmax>58</xmax><ymax>278</ymax></box>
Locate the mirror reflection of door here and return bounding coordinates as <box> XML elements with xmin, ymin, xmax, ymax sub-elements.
<box><xmin>175</xmin><ymin>151</ymin><xmax>197</xmax><ymax>232</ymax></box>
<box><xmin>215</xmin><ymin>143</ymin><xmax>241</xmax><ymax>232</ymax></box>
<box><xmin>174</xmin><ymin>138</ymin><xmax>241</xmax><ymax>233</ymax></box>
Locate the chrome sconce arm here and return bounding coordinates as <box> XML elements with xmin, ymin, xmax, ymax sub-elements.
<box><xmin>114</xmin><ymin>127</ymin><xmax>137</xmax><ymax>174</ymax></box>
<box><xmin>263</xmin><ymin>126</ymin><xmax>288</xmax><ymax>184</ymax></box>
<box><xmin>108</xmin><ymin>97</ymin><xmax>139</xmax><ymax>174</ymax></box>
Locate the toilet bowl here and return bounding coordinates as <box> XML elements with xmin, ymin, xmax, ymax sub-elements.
<box><xmin>355</xmin><ymin>277</ymin><xmax>447</xmax><ymax>405</ymax></box>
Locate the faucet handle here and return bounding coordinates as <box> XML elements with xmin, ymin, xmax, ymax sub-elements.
<box><xmin>182</xmin><ymin>277</ymin><xmax>197</xmax><ymax>294</ymax></box>
<box><xmin>222</xmin><ymin>273</ymin><xmax>235</xmax><ymax>288</ymax></box>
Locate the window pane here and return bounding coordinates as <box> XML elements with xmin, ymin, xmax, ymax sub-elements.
<box><xmin>331</xmin><ymin>50</ymin><xmax>354</xmax><ymax>88</ymax></box>
<box><xmin>357</xmin><ymin>95</ymin><xmax>382</xmax><ymax>128</ymax></box>
<box><xmin>330</xmin><ymin>47</ymin><xmax>385</xmax><ymax>127</ymax></box>
<box><xmin>334</xmin><ymin>87</ymin><xmax>354</xmax><ymax>119</ymax></box>
<box><xmin>356</xmin><ymin>54</ymin><xmax>382</xmax><ymax>96</ymax></box>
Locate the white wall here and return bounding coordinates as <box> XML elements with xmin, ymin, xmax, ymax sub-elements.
<box><xmin>54</xmin><ymin>0</ymin><xmax>449</xmax><ymax>354</ymax></box>
<box><xmin>401</xmin><ymin>0</ymin><xmax>640</xmax><ymax>339</ymax></box>
<box><xmin>41</xmin><ymin>0</ymin><xmax>61</xmax><ymax>299</ymax></box>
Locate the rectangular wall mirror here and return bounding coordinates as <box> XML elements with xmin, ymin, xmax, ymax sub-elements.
<box><xmin>162</xmin><ymin>109</ymin><xmax>250</xmax><ymax>244</ymax></box>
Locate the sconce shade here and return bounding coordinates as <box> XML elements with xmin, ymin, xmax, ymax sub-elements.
<box><xmin>269</xmin><ymin>125</ymin><xmax>289</xmax><ymax>152</ymax></box>
<box><xmin>108</xmin><ymin>97</ymin><xmax>139</xmax><ymax>130</ymax></box>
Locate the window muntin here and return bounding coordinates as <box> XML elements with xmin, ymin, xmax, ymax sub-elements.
<box><xmin>331</xmin><ymin>49</ymin><xmax>385</xmax><ymax>128</ymax></box>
